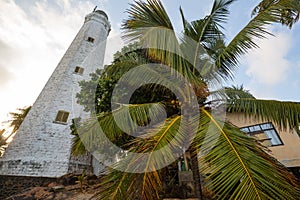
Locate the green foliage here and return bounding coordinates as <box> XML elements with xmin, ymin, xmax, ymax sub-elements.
<box><xmin>0</xmin><ymin>129</ymin><xmax>7</xmax><ymax>156</ymax></box>
<box><xmin>252</xmin><ymin>0</ymin><xmax>300</xmax><ymax>28</ymax></box>
<box><xmin>73</xmin><ymin>0</ymin><xmax>300</xmax><ymax>199</ymax></box>
<box><xmin>197</xmin><ymin>108</ymin><xmax>299</xmax><ymax>199</ymax></box>
<box><xmin>227</xmin><ymin>98</ymin><xmax>300</xmax><ymax>135</ymax></box>
<box><xmin>76</xmin><ymin>43</ymin><xmax>145</xmax><ymax>113</ymax></box>
<box><xmin>224</xmin><ymin>85</ymin><xmax>255</xmax><ymax>99</ymax></box>
<box><xmin>70</xmin><ymin>118</ymin><xmax>87</xmax><ymax>156</ymax></box>
<box><xmin>76</xmin><ymin>42</ymin><xmax>180</xmax><ymax>115</ymax></box>
<box><xmin>0</xmin><ymin>129</ymin><xmax>7</xmax><ymax>146</ymax></box>
<box><xmin>0</xmin><ymin>106</ymin><xmax>31</xmax><ymax>156</ymax></box>
<box><xmin>6</xmin><ymin>106</ymin><xmax>31</xmax><ymax>134</ymax></box>
<box><xmin>76</xmin><ymin>171</ymin><xmax>88</xmax><ymax>192</ymax></box>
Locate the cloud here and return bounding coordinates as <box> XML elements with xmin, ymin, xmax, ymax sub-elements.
<box><xmin>0</xmin><ymin>39</ymin><xmax>17</xmax><ymax>87</ymax></box>
<box><xmin>0</xmin><ymin>65</ymin><xmax>14</xmax><ymax>88</ymax></box>
<box><xmin>0</xmin><ymin>39</ymin><xmax>16</xmax><ymax>59</ymax></box>
<box><xmin>0</xmin><ymin>0</ymin><xmax>125</xmax><ymax>126</ymax></box>
<box><xmin>104</xmin><ymin>25</ymin><xmax>124</xmax><ymax>65</ymax></box>
<box><xmin>244</xmin><ymin>31</ymin><xmax>292</xmax><ymax>85</ymax></box>
<box><xmin>0</xmin><ymin>0</ymin><xmax>96</xmax><ymax>123</ymax></box>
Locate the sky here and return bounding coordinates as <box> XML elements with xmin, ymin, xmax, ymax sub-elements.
<box><xmin>0</xmin><ymin>0</ymin><xmax>300</xmax><ymax>128</ymax></box>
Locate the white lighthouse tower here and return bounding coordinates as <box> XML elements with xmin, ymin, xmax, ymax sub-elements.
<box><xmin>0</xmin><ymin>10</ymin><xmax>110</xmax><ymax>177</ymax></box>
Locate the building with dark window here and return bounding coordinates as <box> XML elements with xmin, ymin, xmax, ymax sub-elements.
<box><xmin>227</xmin><ymin>113</ymin><xmax>300</xmax><ymax>178</ymax></box>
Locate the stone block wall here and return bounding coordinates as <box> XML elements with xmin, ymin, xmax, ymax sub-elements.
<box><xmin>0</xmin><ymin>175</ymin><xmax>55</xmax><ymax>199</ymax></box>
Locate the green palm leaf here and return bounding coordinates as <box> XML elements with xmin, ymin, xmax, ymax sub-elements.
<box><xmin>182</xmin><ymin>0</ymin><xmax>234</xmax><ymax>44</ymax></box>
<box><xmin>72</xmin><ymin>1</ymin><xmax>300</xmax><ymax>199</ymax></box>
<box><xmin>71</xmin><ymin>102</ymin><xmax>167</xmax><ymax>156</ymax></box>
<box><xmin>196</xmin><ymin>108</ymin><xmax>299</xmax><ymax>199</ymax></box>
<box><xmin>0</xmin><ymin>129</ymin><xmax>7</xmax><ymax>156</ymax></box>
<box><xmin>180</xmin><ymin>0</ymin><xmax>233</xmax><ymax>83</ymax></box>
<box><xmin>95</xmin><ymin>169</ymin><xmax>136</xmax><ymax>199</ymax></box>
<box><xmin>95</xmin><ymin>107</ymin><xmax>198</xmax><ymax>199</ymax></box>
<box><xmin>252</xmin><ymin>0</ymin><xmax>300</xmax><ymax>28</ymax></box>
<box><xmin>227</xmin><ymin>98</ymin><xmax>300</xmax><ymax>135</ymax></box>
<box><xmin>122</xmin><ymin>0</ymin><xmax>202</xmax><ymax>87</ymax></box>
<box><xmin>224</xmin><ymin>85</ymin><xmax>255</xmax><ymax>99</ymax></box>
<box><xmin>209</xmin><ymin>85</ymin><xmax>255</xmax><ymax>102</ymax></box>
<box><xmin>96</xmin><ymin>165</ymin><xmax>162</xmax><ymax>200</ymax></box>
<box><xmin>122</xmin><ymin>0</ymin><xmax>173</xmax><ymax>41</ymax></box>
<box><xmin>215</xmin><ymin>0</ymin><xmax>300</xmax><ymax>78</ymax></box>
<box><xmin>7</xmin><ymin>106</ymin><xmax>31</xmax><ymax>134</ymax></box>
<box><xmin>96</xmin><ymin>116</ymin><xmax>183</xmax><ymax>199</ymax></box>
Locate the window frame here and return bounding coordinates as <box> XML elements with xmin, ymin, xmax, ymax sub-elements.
<box><xmin>54</xmin><ymin>110</ymin><xmax>70</xmax><ymax>124</ymax></box>
<box><xmin>240</xmin><ymin>122</ymin><xmax>284</xmax><ymax>147</ymax></box>
<box><xmin>74</xmin><ymin>66</ymin><xmax>84</xmax><ymax>75</ymax></box>
<box><xmin>87</xmin><ymin>37</ymin><xmax>95</xmax><ymax>43</ymax></box>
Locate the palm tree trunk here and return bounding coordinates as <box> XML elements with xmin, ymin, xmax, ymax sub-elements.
<box><xmin>190</xmin><ymin>147</ymin><xmax>203</xmax><ymax>200</ymax></box>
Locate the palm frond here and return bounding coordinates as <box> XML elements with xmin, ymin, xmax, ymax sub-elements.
<box><xmin>179</xmin><ymin>6</ymin><xmax>188</xmax><ymax>31</ymax></box>
<box><xmin>215</xmin><ymin>0</ymin><xmax>300</xmax><ymax>78</ymax></box>
<box><xmin>110</xmin><ymin>63</ymin><xmax>198</xmax><ymax>105</ymax></box>
<box><xmin>210</xmin><ymin>85</ymin><xmax>255</xmax><ymax>101</ymax></box>
<box><xmin>196</xmin><ymin>108</ymin><xmax>300</xmax><ymax>199</ymax></box>
<box><xmin>0</xmin><ymin>129</ymin><xmax>8</xmax><ymax>156</ymax></box>
<box><xmin>71</xmin><ymin>135</ymin><xmax>87</xmax><ymax>157</ymax></box>
<box><xmin>227</xmin><ymin>98</ymin><xmax>300</xmax><ymax>135</ymax></box>
<box><xmin>183</xmin><ymin>0</ymin><xmax>233</xmax><ymax>42</ymax></box>
<box><xmin>224</xmin><ymin>85</ymin><xmax>255</xmax><ymax>99</ymax></box>
<box><xmin>180</xmin><ymin>0</ymin><xmax>234</xmax><ymax>82</ymax></box>
<box><xmin>71</xmin><ymin>102</ymin><xmax>167</xmax><ymax>156</ymax></box>
<box><xmin>96</xmin><ymin>107</ymin><xmax>199</xmax><ymax>199</ymax></box>
<box><xmin>210</xmin><ymin>0</ymin><xmax>236</xmax><ymax>28</ymax></box>
<box><xmin>96</xmin><ymin>163</ymin><xmax>162</xmax><ymax>200</ymax></box>
<box><xmin>122</xmin><ymin>0</ymin><xmax>178</xmax><ymax>58</ymax></box>
<box><xmin>7</xmin><ymin>106</ymin><xmax>31</xmax><ymax>134</ymax></box>
<box><xmin>252</xmin><ymin>0</ymin><xmax>300</xmax><ymax>28</ymax></box>
<box><xmin>122</xmin><ymin>0</ymin><xmax>202</xmax><ymax>87</ymax></box>
<box><xmin>122</xmin><ymin>0</ymin><xmax>173</xmax><ymax>41</ymax></box>
<box><xmin>96</xmin><ymin>169</ymin><xmax>136</xmax><ymax>200</ymax></box>
<box><xmin>96</xmin><ymin>115</ymin><xmax>184</xmax><ymax>199</ymax></box>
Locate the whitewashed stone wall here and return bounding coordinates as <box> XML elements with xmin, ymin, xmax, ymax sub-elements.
<box><xmin>0</xmin><ymin>10</ymin><xmax>110</xmax><ymax>177</ymax></box>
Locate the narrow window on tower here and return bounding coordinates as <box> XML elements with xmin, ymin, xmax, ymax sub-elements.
<box><xmin>87</xmin><ymin>37</ymin><xmax>95</xmax><ymax>43</ymax></box>
<box><xmin>74</xmin><ymin>66</ymin><xmax>84</xmax><ymax>75</ymax></box>
<box><xmin>54</xmin><ymin>110</ymin><xmax>70</xmax><ymax>124</ymax></box>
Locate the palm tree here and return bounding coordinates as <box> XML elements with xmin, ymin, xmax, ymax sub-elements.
<box><xmin>0</xmin><ymin>106</ymin><xmax>31</xmax><ymax>156</ymax></box>
<box><xmin>73</xmin><ymin>0</ymin><xmax>300</xmax><ymax>199</ymax></box>
<box><xmin>6</xmin><ymin>106</ymin><xmax>31</xmax><ymax>134</ymax></box>
<box><xmin>0</xmin><ymin>129</ymin><xmax>7</xmax><ymax>156</ymax></box>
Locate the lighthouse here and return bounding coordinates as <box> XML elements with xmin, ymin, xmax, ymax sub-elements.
<box><xmin>0</xmin><ymin>10</ymin><xmax>110</xmax><ymax>177</ymax></box>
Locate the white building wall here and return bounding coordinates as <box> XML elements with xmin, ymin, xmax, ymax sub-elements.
<box><xmin>0</xmin><ymin>10</ymin><xmax>110</xmax><ymax>177</ymax></box>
